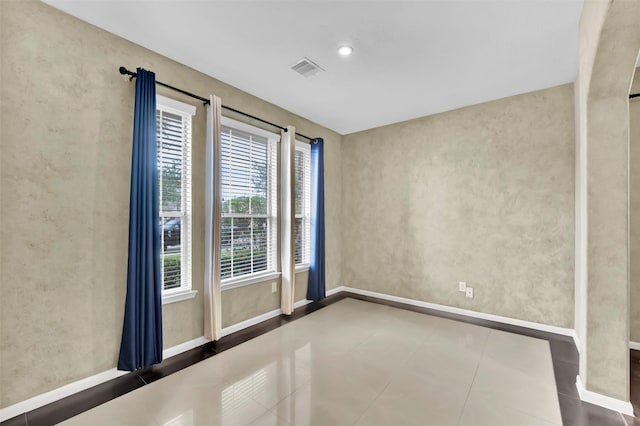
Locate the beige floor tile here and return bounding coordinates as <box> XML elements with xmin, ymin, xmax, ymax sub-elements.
<box><xmin>233</xmin><ymin>356</ymin><xmax>311</xmax><ymax>409</ymax></box>
<box><xmin>469</xmin><ymin>357</ymin><xmax>562</xmax><ymax>425</ymax></box>
<box><xmin>248</xmin><ymin>411</ymin><xmax>290</xmax><ymax>426</ymax></box>
<box><xmin>306</xmin><ymin>354</ymin><xmax>394</xmax><ymax>398</ymax></box>
<box><xmin>459</xmin><ymin>392</ymin><xmax>561</xmax><ymax>426</ymax></box>
<box><xmin>355</xmin><ymin>370</ymin><xmax>470</xmax><ymax>426</ymax></box>
<box><xmin>401</xmin><ymin>341</ymin><xmax>481</xmax><ymax>388</ymax></box>
<box><xmin>110</xmin><ymin>374</ymin><xmax>270</xmax><ymax>426</ymax></box>
<box><xmin>482</xmin><ymin>330</ymin><xmax>555</xmax><ymax>384</ymax></box>
<box><xmin>58</xmin><ymin>396</ymin><xmax>160</xmax><ymax>426</ymax></box>
<box><xmin>272</xmin><ymin>380</ymin><xmax>377</xmax><ymax>426</ymax></box>
<box><xmin>351</xmin><ymin>328</ymin><xmax>424</xmax><ymax>363</ymax></box>
<box><xmin>422</xmin><ymin>317</ymin><xmax>491</xmax><ymax>357</ymax></box>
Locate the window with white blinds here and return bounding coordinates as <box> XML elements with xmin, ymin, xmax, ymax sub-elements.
<box><xmin>156</xmin><ymin>96</ymin><xmax>194</xmax><ymax>294</ymax></box>
<box><xmin>294</xmin><ymin>141</ymin><xmax>311</xmax><ymax>266</ymax></box>
<box><xmin>220</xmin><ymin>121</ymin><xmax>278</xmax><ymax>281</ymax></box>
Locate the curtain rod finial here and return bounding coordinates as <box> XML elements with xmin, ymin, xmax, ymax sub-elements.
<box><xmin>119</xmin><ymin>66</ymin><xmax>136</xmax><ymax>81</ymax></box>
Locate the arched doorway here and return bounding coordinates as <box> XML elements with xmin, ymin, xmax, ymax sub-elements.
<box><xmin>575</xmin><ymin>0</ymin><xmax>640</xmax><ymax>414</ymax></box>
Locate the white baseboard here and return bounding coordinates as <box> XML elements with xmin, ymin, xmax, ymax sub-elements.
<box><xmin>630</xmin><ymin>341</ymin><xmax>640</xmax><ymax>351</ymax></box>
<box><xmin>339</xmin><ymin>286</ymin><xmax>575</xmax><ymax>337</ymax></box>
<box><xmin>219</xmin><ymin>298</ymin><xmax>315</xmax><ymax>338</ymax></box>
<box><xmin>0</xmin><ymin>336</ymin><xmax>208</xmax><ymax>422</ymax></box>
<box><xmin>220</xmin><ymin>308</ymin><xmax>283</xmax><ymax>337</ymax></box>
<box><xmin>294</xmin><ymin>298</ymin><xmax>313</xmax><ymax>309</ymax></box>
<box><xmin>572</xmin><ymin>330</ymin><xmax>582</xmax><ymax>354</ymax></box>
<box><xmin>326</xmin><ymin>286</ymin><xmax>344</xmax><ymax>296</ymax></box>
<box><xmin>576</xmin><ymin>375</ymin><xmax>634</xmax><ymax>416</ymax></box>
<box><xmin>163</xmin><ymin>336</ymin><xmax>209</xmax><ymax>358</ymax></box>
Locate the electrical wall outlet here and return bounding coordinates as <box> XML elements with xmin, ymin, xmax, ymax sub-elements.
<box><xmin>458</xmin><ymin>281</ymin><xmax>467</xmax><ymax>292</ymax></box>
<box><xmin>271</xmin><ymin>282</ymin><xmax>277</xmax><ymax>293</ymax></box>
<box><xmin>465</xmin><ymin>287</ymin><xmax>474</xmax><ymax>298</ymax></box>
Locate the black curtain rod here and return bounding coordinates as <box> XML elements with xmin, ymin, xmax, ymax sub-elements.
<box><xmin>631</xmin><ymin>93</ymin><xmax>640</xmax><ymax>99</ymax></box>
<box><xmin>119</xmin><ymin>66</ymin><xmax>313</xmax><ymax>141</ymax></box>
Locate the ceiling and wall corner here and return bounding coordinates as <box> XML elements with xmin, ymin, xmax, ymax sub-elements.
<box><xmin>42</xmin><ymin>0</ymin><xmax>583</xmax><ymax>135</ymax></box>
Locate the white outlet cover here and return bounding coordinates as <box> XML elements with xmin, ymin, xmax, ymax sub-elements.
<box><xmin>459</xmin><ymin>281</ymin><xmax>467</xmax><ymax>292</ymax></box>
<box><xmin>271</xmin><ymin>282</ymin><xmax>277</xmax><ymax>293</ymax></box>
<box><xmin>466</xmin><ymin>287</ymin><xmax>474</xmax><ymax>298</ymax></box>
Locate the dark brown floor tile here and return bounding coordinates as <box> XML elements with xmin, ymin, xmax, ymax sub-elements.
<box><xmin>550</xmin><ymin>339</ymin><xmax>580</xmax><ymax>364</ymax></box>
<box><xmin>554</xmin><ymin>359</ymin><xmax>579</xmax><ymax>398</ymax></box>
<box><xmin>631</xmin><ymin>353</ymin><xmax>640</xmax><ymax>416</ymax></box>
<box><xmin>624</xmin><ymin>414</ymin><xmax>640</xmax><ymax>425</ymax></box>
<box><xmin>137</xmin><ymin>341</ymin><xmax>217</xmax><ymax>384</ymax></box>
<box><xmin>0</xmin><ymin>414</ymin><xmax>27</xmax><ymax>426</ymax></box>
<box><xmin>559</xmin><ymin>393</ymin><xmax>626</xmax><ymax>426</ymax></box>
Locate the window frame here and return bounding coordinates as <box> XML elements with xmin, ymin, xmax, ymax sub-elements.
<box><xmin>220</xmin><ymin>116</ymin><xmax>280</xmax><ymax>289</ymax></box>
<box><xmin>156</xmin><ymin>95</ymin><xmax>197</xmax><ymax>304</ymax></box>
<box><xmin>294</xmin><ymin>140</ymin><xmax>311</xmax><ymax>271</ymax></box>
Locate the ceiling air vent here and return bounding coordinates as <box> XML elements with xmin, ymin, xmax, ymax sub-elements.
<box><xmin>291</xmin><ymin>57</ymin><xmax>324</xmax><ymax>78</ymax></box>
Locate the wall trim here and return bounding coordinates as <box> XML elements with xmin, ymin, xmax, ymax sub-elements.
<box><xmin>0</xmin><ymin>336</ymin><xmax>207</xmax><ymax>422</ymax></box>
<box><xmin>219</xmin><ymin>298</ymin><xmax>313</xmax><ymax>338</ymax></box>
<box><xmin>576</xmin><ymin>375</ymin><xmax>634</xmax><ymax>416</ymax></box>
<box><xmin>572</xmin><ymin>330</ymin><xmax>581</xmax><ymax>354</ymax></box>
<box><xmin>630</xmin><ymin>341</ymin><xmax>640</xmax><ymax>351</ymax></box>
<box><xmin>220</xmin><ymin>308</ymin><xmax>282</xmax><ymax>337</ymax></box>
<box><xmin>294</xmin><ymin>298</ymin><xmax>313</xmax><ymax>309</ymax></box>
<box><xmin>339</xmin><ymin>286</ymin><xmax>575</xmax><ymax>337</ymax></box>
<box><xmin>326</xmin><ymin>286</ymin><xmax>343</xmax><ymax>297</ymax></box>
<box><xmin>162</xmin><ymin>336</ymin><xmax>209</xmax><ymax>359</ymax></box>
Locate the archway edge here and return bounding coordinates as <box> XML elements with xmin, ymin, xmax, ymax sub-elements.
<box><xmin>580</xmin><ymin>0</ymin><xmax>640</xmax><ymax>404</ymax></box>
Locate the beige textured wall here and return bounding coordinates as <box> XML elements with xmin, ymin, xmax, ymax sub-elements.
<box><xmin>574</xmin><ymin>0</ymin><xmax>611</xmax><ymax>378</ymax></box>
<box><xmin>0</xmin><ymin>0</ymin><xmax>342</xmax><ymax>408</ymax></box>
<box><xmin>342</xmin><ymin>84</ymin><xmax>575</xmax><ymax>328</ymax></box>
<box><xmin>580</xmin><ymin>0</ymin><xmax>640</xmax><ymax>401</ymax></box>
<box><xmin>630</xmin><ymin>69</ymin><xmax>640</xmax><ymax>342</ymax></box>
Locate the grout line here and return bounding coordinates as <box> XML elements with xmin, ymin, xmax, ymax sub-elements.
<box><xmin>455</xmin><ymin>329</ymin><xmax>491</xmax><ymax>426</ymax></box>
<box><xmin>137</xmin><ymin>374</ymin><xmax>148</xmax><ymax>386</ymax></box>
<box><xmin>509</xmin><ymin>404</ymin><xmax>565</xmax><ymax>426</ymax></box>
<box><xmin>352</xmin><ymin>380</ymin><xmax>392</xmax><ymax>425</ymax></box>
<box><xmin>619</xmin><ymin>413</ymin><xmax>628</xmax><ymax>426</ymax></box>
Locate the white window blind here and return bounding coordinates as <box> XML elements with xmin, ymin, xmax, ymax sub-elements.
<box><xmin>220</xmin><ymin>123</ymin><xmax>278</xmax><ymax>280</ymax></box>
<box><xmin>156</xmin><ymin>97</ymin><xmax>194</xmax><ymax>294</ymax></box>
<box><xmin>294</xmin><ymin>141</ymin><xmax>311</xmax><ymax>265</ymax></box>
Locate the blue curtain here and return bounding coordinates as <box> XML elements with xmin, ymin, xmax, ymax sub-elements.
<box><xmin>118</xmin><ymin>68</ymin><xmax>163</xmax><ymax>371</ymax></box>
<box><xmin>307</xmin><ymin>138</ymin><xmax>326</xmax><ymax>301</ymax></box>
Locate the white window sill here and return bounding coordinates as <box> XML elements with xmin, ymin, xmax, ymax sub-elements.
<box><xmin>162</xmin><ymin>289</ymin><xmax>197</xmax><ymax>305</ymax></box>
<box><xmin>295</xmin><ymin>264</ymin><xmax>310</xmax><ymax>273</ymax></box>
<box><xmin>222</xmin><ymin>271</ymin><xmax>282</xmax><ymax>291</ymax></box>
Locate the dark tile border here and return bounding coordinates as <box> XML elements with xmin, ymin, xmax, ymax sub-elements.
<box><xmin>0</xmin><ymin>291</ymin><xmax>629</xmax><ymax>425</ymax></box>
<box><xmin>630</xmin><ymin>349</ymin><xmax>640</xmax><ymax>421</ymax></box>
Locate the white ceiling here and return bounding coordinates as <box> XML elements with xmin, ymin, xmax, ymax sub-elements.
<box><xmin>44</xmin><ymin>0</ymin><xmax>583</xmax><ymax>135</ymax></box>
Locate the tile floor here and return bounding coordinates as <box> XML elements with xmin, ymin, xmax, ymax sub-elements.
<box><xmin>60</xmin><ymin>298</ymin><xmax>562</xmax><ymax>426</ymax></box>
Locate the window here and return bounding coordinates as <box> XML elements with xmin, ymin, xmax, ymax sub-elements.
<box><xmin>156</xmin><ymin>95</ymin><xmax>195</xmax><ymax>302</ymax></box>
<box><xmin>294</xmin><ymin>141</ymin><xmax>311</xmax><ymax>266</ymax></box>
<box><xmin>220</xmin><ymin>118</ymin><xmax>278</xmax><ymax>282</ymax></box>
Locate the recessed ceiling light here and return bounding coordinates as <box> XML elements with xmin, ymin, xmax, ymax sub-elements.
<box><xmin>338</xmin><ymin>45</ymin><xmax>354</xmax><ymax>56</ymax></box>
